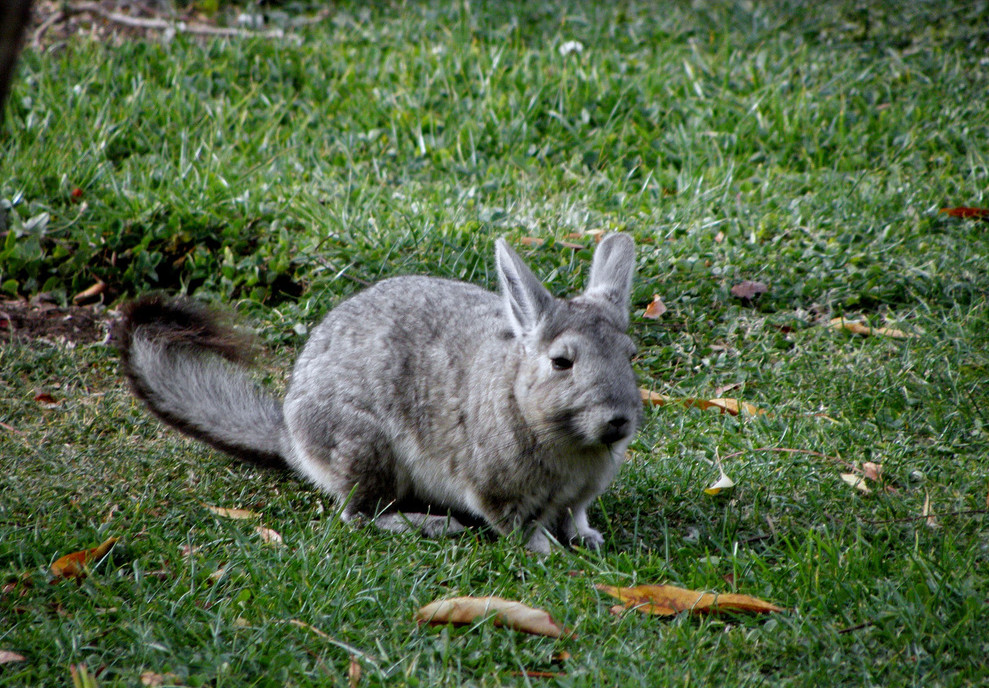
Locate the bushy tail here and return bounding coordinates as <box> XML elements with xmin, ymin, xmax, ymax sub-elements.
<box><xmin>113</xmin><ymin>294</ymin><xmax>287</xmax><ymax>468</ymax></box>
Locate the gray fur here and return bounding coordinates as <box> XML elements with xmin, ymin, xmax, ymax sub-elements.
<box><xmin>117</xmin><ymin>234</ymin><xmax>642</xmax><ymax>553</ymax></box>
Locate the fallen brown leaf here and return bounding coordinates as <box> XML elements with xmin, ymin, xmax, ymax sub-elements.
<box><xmin>643</xmin><ymin>294</ymin><xmax>667</xmax><ymax>319</ymax></box>
<box><xmin>939</xmin><ymin>207</ymin><xmax>989</xmax><ymax>219</ymax></box>
<box><xmin>597</xmin><ymin>583</ymin><xmax>784</xmax><ymax>616</ymax></box>
<box><xmin>50</xmin><ymin>537</ymin><xmax>119</xmax><ymax>581</ymax></box>
<box><xmin>639</xmin><ymin>389</ymin><xmax>767</xmax><ymax>417</ymax></box>
<box><xmin>33</xmin><ymin>392</ymin><xmax>59</xmax><ymax>407</ymax></box>
<box><xmin>254</xmin><ymin>527</ymin><xmax>283</xmax><ymax>545</ymax></box>
<box><xmin>204</xmin><ymin>505</ymin><xmax>260</xmax><ymax>520</ymax></box>
<box><xmin>348</xmin><ymin>656</ymin><xmax>361</xmax><ymax>688</ymax></box>
<box><xmin>73</xmin><ymin>281</ymin><xmax>106</xmax><ymax>304</ymax></box>
<box><xmin>730</xmin><ymin>281</ymin><xmax>769</xmax><ymax>301</ymax></box>
<box><xmin>0</xmin><ymin>650</ymin><xmax>27</xmax><ymax>665</ymax></box>
<box><xmin>862</xmin><ymin>462</ymin><xmax>882</xmax><ymax>482</ymax></box>
<box><xmin>416</xmin><ymin>596</ymin><xmax>568</xmax><ymax>638</ymax></box>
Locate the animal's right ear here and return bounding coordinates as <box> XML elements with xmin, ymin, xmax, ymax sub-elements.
<box><xmin>496</xmin><ymin>238</ymin><xmax>555</xmax><ymax>336</ymax></box>
<box><xmin>581</xmin><ymin>233</ymin><xmax>636</xmax><ymax>329</ymax></box>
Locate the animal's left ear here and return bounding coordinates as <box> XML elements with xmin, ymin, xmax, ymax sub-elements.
<box><xmin>581</xmin><ymin>233</ymin><xmax>636</xmax><ymax>328</ymax></box>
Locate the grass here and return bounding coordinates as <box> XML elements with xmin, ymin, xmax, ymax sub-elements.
<box><xmin>2</xmin><ymin>0</ymin><xmax>989</xmax><ymax>685</ymax></box>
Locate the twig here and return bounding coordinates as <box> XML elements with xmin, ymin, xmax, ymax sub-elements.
<box><xmin>0</xmin><ymin>420</ymin><xmax>26</xmax><ymax>437</ymax></box>
<box><xmin>65</xmin><ymin>2</ymin><xmax>300</xmax><ymax>42</ymax></box>
<box><xmin>837</xmin><ymin>621</ymin><xmax>875</xmax><ymax>634</ymax></box>
<box><xmin>720</xmin><ymin>446</ymin><xmax>858</xmax><ymax>473</ymax></box>
<box><xmin>281</xmin><ymin>620</ymin><xmax>380</xmax><ymax>668</ymax></box>
<box><xmin>863</xmin><ymin>509</ymin><xmax>988</xmax><ymax>525</ymax></box>
<box><xmin>32</xmin><ymin>7</ymin><xmax>66</xmax><ymax>49</ymax></box>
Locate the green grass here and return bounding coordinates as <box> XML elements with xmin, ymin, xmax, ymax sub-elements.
<box><xmin>3</xmin><ymin>0</ymin><xmax>989</xmax><ymax>685</ymax></box>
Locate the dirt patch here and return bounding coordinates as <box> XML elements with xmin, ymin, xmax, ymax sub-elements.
<box><xmin>0</xmin><ymin>298</ymin><xmax>111</xmax><ymax>345</ymax></box>
<box><xmin>27</xmin><ymin>1</ymin><xmax>320</xmax><ymax>50</ymax></box>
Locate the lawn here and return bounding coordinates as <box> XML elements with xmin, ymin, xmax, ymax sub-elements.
<box><xmin>2</xmin><ymin>1</ymin><xmax>989</xmax><ymax>686</ymax></box>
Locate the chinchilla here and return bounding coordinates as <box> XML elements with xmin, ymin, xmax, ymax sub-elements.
<box><xmin>115</xmin><ymin>234</ymin><xmax>642</xmax><ymax>553</ymax></box>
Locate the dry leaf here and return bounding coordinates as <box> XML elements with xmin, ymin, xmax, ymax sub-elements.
<box><xmin>0</xmin><ymin>651</ymin><xmax>26</xmax><ymax>665</ymax></box>
<box><xmin>73</xmin><ymin>281</ymin><xmax>106</xmax><ymax>304</ymax></box>
<box><xmin>828</xmin><ymin>317</ymin><xmax>913</xmax><ymax>339</ymax></box>
<box><xmin>939</xmin><ymin>207</ymin><xmax>989</xmax><ymax>219</ymax></box>
<box><xmin>922</xmin><ymin>492</ymin><xmax>938</xmax><ymax>528</ymax></box>
<box><xmin>730</xmin><ymin>281</ymin><xmax>769</xmax><ymax>301</ymax></box>
<box><xmin>714</xmin><ymin>231</ymin><xmax>725</xmax><ymax>244</ymax></box>
<box><xmin>862</xmin><ymin>462</ymin><xmax>882</xmax><ymax>482</ymax></box>
<box><xmin>204</xmin><ymin>505</ymin><xmax>260</xmax><ymax>520</ymax></box>
<box><xmin>705</xmin><ymin>398</ymin><xmax>766</xmax><ymax>416</ymax></box>
<box><xmin>840</xmin><ymin>473</ymin><xmax>871</xmax><ymax>494</ymax></box>
<box><xmin>33</xmin><ymin>392</ymin><xmax>59</xmax><ymax>407</ymax></box>
<box><xmin>348</xmin><ymin>656</ymin><xmax>362</xmax><ymax>688</ymax></box>
<box><xmin>50</xmin><ymin>537</ymin><xmax>119</xmax><ymax>580</ymax></box>
<box><xmin>255</xmin><ymin>527</ymin><xmax>283</xmax><ymax>545</ymax></box>
<box><xmin>640</xmin><ymin>389</ymin><xmax>673</xmax><ymax>406</ymax></box>
<box><xmin>416</xmin><ymin>596</ymin><xmax>567</xmax><ymax>638</ymax></box>
<box><xmin>597</xmin><ymin>583</ymin><xmax>784</xmax><ymax>616</ymax></box>
<box><xmin>639</xmin><ymin>388</ymin><xmax>767</xmax><ymax>417</ymax></box>
<box><xmin>511</xmin><ymin>671</ymin><xmax>567</xmax><ymax>679</ymax></box>
<box><xmin>140</xmin><ymin>672</ymin><xmax>181</xmax><ymax>687</ymax></box>
<box><xmin>643</xmin><ymin>295</ymin><xmax>667</xmax><ymax>319</ymax></box>
<box><xmin>704</xmin><ymin>472</ymin><xmax>736</xmax><ymax>496</ymax></box>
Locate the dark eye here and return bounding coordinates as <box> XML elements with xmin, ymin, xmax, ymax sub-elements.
<box><xmin>551</xmin><ymin>356</ymin><xmax>574</xmax><ymax>371</ymax></box>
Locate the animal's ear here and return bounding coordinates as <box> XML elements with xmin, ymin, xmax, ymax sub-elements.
<box><xmin>582</xmin><ymin>233</ymin><xmax>636</xmax><ymax>328</ymax></box>
<box><xmin>496</xmin><ymin>238</ymin><xmax>555</xmax><ymax>336</ymax></box>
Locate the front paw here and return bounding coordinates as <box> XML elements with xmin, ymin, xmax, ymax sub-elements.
<box><xmin>525</xmin><ymin>529</ymin><xmax>553</xmax><ymax>554</ymax></box>
<box><xmin>575</xmin><ymin>527</ymin><xmax>604</xmax><ymax>550</ymax></box>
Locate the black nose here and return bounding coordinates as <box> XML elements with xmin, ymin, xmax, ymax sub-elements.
<box><xmin>600</xmin><ymin>416</ymin><xmax>631</xmax><ymax>444</ymax></box>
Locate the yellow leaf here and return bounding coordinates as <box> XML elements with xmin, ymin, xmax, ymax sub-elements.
<box><xmin>416</xmin><ymin>596</ymin><xmax>568</xmax><ymax>638</ymax></box>
<box><xmin>204</xmin><ymin>505</ymin><xmax>260</xmax><ymax>520</ymax></box>
<box><xmin>828</xmin><ymin>317</ymin><xmax>913</xmax><ymax>339</ymax></box>
<box><xmin>643</xmin><ymin>294</ymin><xmax>667</xmax><ymax>319</ymax></box>
<box><xmin>840</xmin><ymin>473</ymin><xmax>871</xmax><ymax>494</ymax></box>
<box><xmin>597</xmin><ymin>583</ymin><xmax>784</xmax><ymax>616</ymax></box>
<box><xmin>704</xmin><ymin>472</ymin><xmax>736</xmax><ymax>496</ymax></box>
<box><xmin>50</xmin><ymin>537</ymin><xmax>119</xmax><ymax>581</ymax></box>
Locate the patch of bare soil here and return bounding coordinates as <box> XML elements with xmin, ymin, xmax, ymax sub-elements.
<box><xmin>28</xmin><ymin>1</ymin><xmax>320</xmax><ymax>49</ymax></box>
<box><xmin>0</xmin><ymin>297</ymin><xmax>111</xmax><ymax>345</ymax></box>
